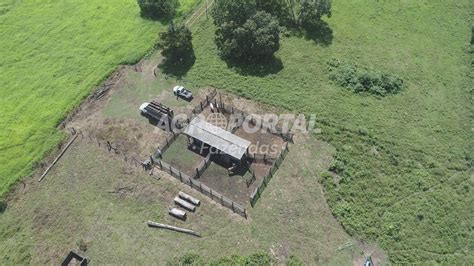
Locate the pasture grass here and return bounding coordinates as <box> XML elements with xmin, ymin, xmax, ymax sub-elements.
<box><xmin>0</xmin><ymin>0</ymin><xmax>195</xmax><ymax>197</ymax></box>
<box><xmin>0</xmin><ymin>136</ymin><xmax>353</xmax><ymax>264</ymax></box>
<box><xmin>168</xmin><ymin>0</ymin><xmax>473</xmax><ymax>263</ymax></box>
<box><xmin>162</xmin><ymin>135</ymin><xmax>204</xmax><ymax>174</ymax></box>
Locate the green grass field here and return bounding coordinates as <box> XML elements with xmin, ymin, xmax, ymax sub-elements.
<box><xmin>0</xmin><ymin>0</ymin><xmax>197</xmax><ymax>197</ymax></box>
<box><xmin>170</xmin><ymin>0</ymin><xmax>473</xmax><ymax>263</ymax></box>
<box><xmin>1</xmin><ymin>0</ymin><xmax>472</xmax><ymax>264</ymax></box>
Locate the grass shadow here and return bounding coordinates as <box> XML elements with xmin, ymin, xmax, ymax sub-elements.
<box><xmin>225</xmin><ymin>56</ymin><xmax>283</xmax><ymax>77</ymax></box>
<box><xmin>157</xmin><ymin>52</ymin><xmax>196</xmax><ymax>79</ymax></box>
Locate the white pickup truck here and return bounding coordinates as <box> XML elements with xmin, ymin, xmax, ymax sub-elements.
<box><xmin>173</xmin><ymin>86</ymin><xmax>193</xmax><ymax>100</ymax></box>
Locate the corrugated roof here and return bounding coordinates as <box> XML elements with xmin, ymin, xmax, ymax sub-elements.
<box><xmin>183</xmin><ymin>117</ymin><xmax>251</xmax><ymax>160</ymax></box>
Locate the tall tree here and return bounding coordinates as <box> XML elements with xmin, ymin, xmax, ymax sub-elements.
<box><xmin>211</xmin><ymin>0</ymin><xmax>280</xmax><ymax>61</ymax></box>
<box><xmin>156</xmin><ymin>23</ymin><xmax>194</xmax><ymax>64</ymax></box>
<box><xmin>211</xmin><ymin>0</ymin><xmax>257</xmax><ymax>27</ymax></box>
<box><xmin>298</xmin><ymin>0</ymin><xmax>332</xmax><ymax>26</ymax></box>
<box><xmin>137</xmin><ymin>0</ymin><xmax>179</xmax><ymax>20</ymax></box>
<box><xmin>255</xmin><ymin>0</ymin><xmax>291</xmax><ymax>25</ymax></box>
<box><xmin>241</xmin><ymin>11</ymin><xmax>280</xmax><ymax>59</ymax></box>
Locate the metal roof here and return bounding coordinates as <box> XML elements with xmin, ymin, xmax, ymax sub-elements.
<box><xmin>183</xmin><ymin>117</ymin><xmax>251</xmax><ymax>160</ymax></box>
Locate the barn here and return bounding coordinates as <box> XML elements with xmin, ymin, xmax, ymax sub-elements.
<box><xmin>183</xmin><ymin>117</ymin><xmax>251</xmax><ymax>165</ymax></box>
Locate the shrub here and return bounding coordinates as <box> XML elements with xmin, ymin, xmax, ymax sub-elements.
<box><xmin>0</xmin><ymin>201</ymin><xmax>6</xmax><ymax>213</ymax></box>
<box><xmin>137</xmin><ymin>0</ymin><xmax>178</xmax><ymax>20</ymax></box>
<box><xmin>329</xmin><ymin>160</ymin><xmax>345</xmax><ymax>174</ymax></box>
<box><xmin>244</xmin><ymin>252</ymin><xmax>273</xmax><ymax>265</ymax></box>
<box><xmin>327</xmin><ymin>58</ymin><xmax>404</xmax><ymax>96</ymax></box>
<box><xmin>169</xmin><ymin>253</ymin><xmax>204</xmax><ymax>266</ymax></box>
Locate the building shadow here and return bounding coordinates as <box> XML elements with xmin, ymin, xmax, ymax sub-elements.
<box><xmin>225</xmin><ymin>56</ymin><xmax>283</xmax><ymax>77</ymax></box>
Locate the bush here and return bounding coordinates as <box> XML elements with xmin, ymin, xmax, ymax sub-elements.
<box><xmin>137</xmin><ymin>0</ymin><xmax>178</xmax><ymax>20</ymax></box>
<box><xmin>169</xmin><ymin>253</ymin><xmax>204</xmax><ymax>266</ymax></box>
<box><xmin>327</xmin><ymin>58</ymin><xmax>404</xmax><ymax>96</ymax></box>
<box><xmin>329</xmin><ymin>160</ymin><xmax>345</xmax><ymax>174</ymax></box>
<box><xmin>170</xmin><ymin>253</ymin><xmax>277</xmax><ymax>265</ymax></box>
<box><xmin>0</xmin><ymin>201</ymin><xmax>6</xmax><ymax>213</ymax></box>
<box><xmin>244</xmin><ymin>252</ymin><xmax>273</xmax><ymax>265</ymax></box>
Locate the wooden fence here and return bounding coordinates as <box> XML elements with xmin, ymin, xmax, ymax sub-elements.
<box><xmin>76</xmin><ymin>130</ymin><xmax>247</xmax><ymax>219</ymax></box>
<box><xmin>156</xmin><ymin>159</ymin><xmax>247</xmax><ymax>218</ymax></box>
<box><xmin>77</xmin><ymin>131</ymin><xmax>157</xmax><ymax>178</ymax></box>
<box><xmin>250</xmin><ymin>142</ymin><xmax>289</xmax><ymax>207</ymax></box>
<box><xmin>220</xmin><ymin>104</ymin><xmax>294</xmax><ymax>142</ymax></box>
<box><xmin>191</xmin><ymin>88</ymin><xmax>217</xmax><ymax>115</ymax></box>
<box><xmin>247</xmin><ymin>153</ymin><xmax>278</xmax><ymax>165</ymax></box>
<box><xmin>194</xmin><ymin>152</ymin><xmax>213</xmax><ymax>179</ymax></box>
<box><xmin>245</xmin><ymin>166</ymin><xmax>257</xmax><ymax>187</ymax></box>
<box><xmin>153</xmin><ymin>132</ymin><xmax>179</xmax><ymax>159</ymax></box>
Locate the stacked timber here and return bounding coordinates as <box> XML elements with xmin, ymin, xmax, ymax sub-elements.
<box><xmin>174</xmin><ymin>197</ymin><xmax>196</xmax><ymax>212</ymax></box>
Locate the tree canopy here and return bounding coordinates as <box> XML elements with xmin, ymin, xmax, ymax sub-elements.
<box><xmin>137</xmin><ymin>0</ymin><xmax>178</xmax><ymax>20</ymax></box>
<box><xmin>211</xmin><ymin>0</ymin><xmax>280</xmax><ymax>61</ymax></box>
<box><xmin>298</xmin><ymin>0</ymin><xmax>332</xmax><ymax>27</ymax></box>
<box><xmin>156</xmin><ymin>23</ymin><xmax>194</xmax><ymax>65</ymax></box>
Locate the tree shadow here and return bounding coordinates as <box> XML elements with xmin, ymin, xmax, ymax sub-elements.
<box><xmin>302</xmin><ymin>20</ymin><xmax>333</xmax><ymax>46</ymax></box>
<box><xmin>157</xmin><ymin>51</ymin><xmax>196</xmax><ymax>79</ymax></box>
<box><xmin>225</xmin><ymin>56</ymin><xmax>284</xmax><ymax>77</ymax></box>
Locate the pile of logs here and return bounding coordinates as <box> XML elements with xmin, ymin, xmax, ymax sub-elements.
<box><xmin>148</xmin><ymin>191</ymin><xmax>203</xmax><ymax>237</ymax></box>
<box><xmin>169</xmin><ymin>191</ymin><xmax>201</xmax><ymax>220</ymax></box>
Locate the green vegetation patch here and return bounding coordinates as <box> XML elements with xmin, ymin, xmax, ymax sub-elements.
<box><xmin>327</xmin><ymin>58</ymin><xmax>404</xmax><ymax>96</ymax></box>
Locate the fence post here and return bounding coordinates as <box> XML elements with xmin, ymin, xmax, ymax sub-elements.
<box><xmin>196</xmin><ymin>168</ymin><xmax>199</xmax><ymax>179</ymax></box>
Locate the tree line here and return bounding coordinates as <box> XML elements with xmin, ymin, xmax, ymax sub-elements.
<box><xmin>138</xmin><ymin>0</ymin><xmax>332</xmax><ymax>67</ymax></box>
